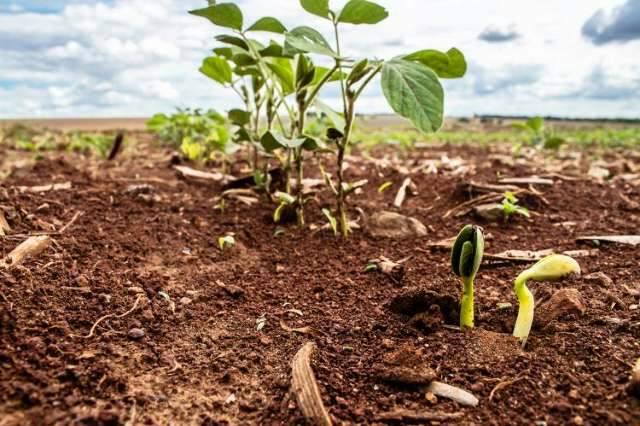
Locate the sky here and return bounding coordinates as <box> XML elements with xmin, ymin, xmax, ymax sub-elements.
<box><xmin>0</xmin><ymin>0</ymin><xmax>639</xmax><ymax>119</ymax></box>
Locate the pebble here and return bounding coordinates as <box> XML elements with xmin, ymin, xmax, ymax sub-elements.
<box><xmin>98</xmin><ymin>293</ymin><xmax>112</xmax><ymax>304</ymax></box>
<box><xmin>179</xmin><ymin>297</ymin><xmax>192</xmax><ymax>305</ymax></box>
<box><xmin>127</xmin><ymin>287</ymin><xmax>145</xmax><ymax>294</ymax></box>
<box><xmin>128</xmin><ymin>328</ymin><xmax>145</xmax><ymax>340</ymax></box>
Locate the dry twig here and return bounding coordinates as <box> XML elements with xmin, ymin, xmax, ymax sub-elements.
<box><xmin>290</xmin><ymin>342</ymin><xmax>332</xmax><ymax>426</ymax></box>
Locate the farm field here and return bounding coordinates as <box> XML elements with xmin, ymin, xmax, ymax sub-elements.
<box><xmin>1</xmin><ymin>118</ymin><xmax>639</xmax><ymax>425</ymax></box>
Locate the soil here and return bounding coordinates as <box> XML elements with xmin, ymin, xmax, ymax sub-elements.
<box><xmin>1</xmin><ymin>133</ymin><xmax>639</xmax><ymax>425</ymax></box>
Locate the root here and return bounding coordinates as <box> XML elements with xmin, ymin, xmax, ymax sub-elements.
<box><xmin>489</xmin><ymin>375</ymin><xmax>527</xmax><ymax>401</ymax></box>
<box><xmin>58</xmin><ymin>211</ymin><xmax>83</xmax><ymax>234</ymax></box>
<box><xmin>78</xmin><ymin>294</ymin><xmax>144</xmax><ymax>339</ymax></box>
<box><xmin>290</xmin><ymin>342</ymin><xmax>332</xmax><ymax>426</ymax></box>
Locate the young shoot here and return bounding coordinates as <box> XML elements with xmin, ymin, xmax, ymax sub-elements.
<box><xmin>217</xmin><ymin>234</ymin><xmax>236</xmax><ymax>251</ymax></box>
<box><xmin>450</xmin><ymin>225</ymin><xmax>484</xmax><ymax>329</ymax></box>
<box><xmin>291</xmin><ymin>0</ymin><xmax>467</xmax><ymax>236</ymax></box>
<box><xmin>500</xmin><ymin>191</ymin><xmax>530</xmax><ymax>222</ymax></box>
<box><xmin>512</xmin><ymin>254</ymin><xmax>581</xmax><ymax>345</ymax></box>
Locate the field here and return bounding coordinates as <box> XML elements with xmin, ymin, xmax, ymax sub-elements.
<box><xmin>1</xmin><ymin>117</ymin><xmax>639</xmax><ymax>425</ymax></box>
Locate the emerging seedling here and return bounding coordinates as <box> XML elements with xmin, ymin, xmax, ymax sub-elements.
<box><xmin>512</xmin><ymin>254</ymin><xmax>581</xmax><ymax>345</ymax></box>
<box><xmin>450</xmin><ymin>225</ymin><xmax>485</xmax><ymax>328</ymax></box>
<box><xmin>217</xmin><ymin>234</ymin><xmax>236</xmax><ymax>251</ymax></box>
<box><xmin>499</xmin><ymin>191</ymin><xmax>530</xmax><ymax>222</ymax></box>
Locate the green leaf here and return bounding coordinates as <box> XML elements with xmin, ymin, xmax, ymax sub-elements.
<box><xmin>381</xmin><ymin>59</ymin><xmax>444</xmax><ymax>133</ymax></box>
<box><xmin>543</xmin><ymin>136</ymin><xmax>565</xmax><ymax>150</ymax></box>
<box><xmin>260</xmin><ymin>43</ymin><xmax>289</xmax><ymax>58</ymax></box>
<box><xmin>266</xmin><ymin>58</ymin><xmax>295</xmax><ymax>94</ymax></box>
<box><xmin>285</xmin><ymin>26</ymin><xmax>338</xmax><ymax>58</ymax></box>
<box><xmin>200</xmin><ymin>56</ymin><xmax>232</xmax><ymax>85</ymax></box>
<box><xmin>215</xmin><ymin>35</ymin><xmax>248</xmax><ymax>50</ymax></box>
<box><xmin>300</xmin><ymin>0</ymin><xmax>330</xmax><ymax>19</ymax></box>
<box><xmin>527</xmin><ymin>116</ymin><xmax>544</xmax><ymax>133</ymax></box>
<box><xmin>231</xmin><ymin>53</ymin><xmax>255</xmax><ymax>66</ymax></box>
<box><xmin>451</xmin><ymin>224</ymin><xmax>474</xmax><ymax>276</ymax></box>
<box><xmin>228</xmin><ymin>109</ymin><xmax>251</xmax><ymax>126</ymax></box>
<box><xmin>311</xmin><ymin>67</ymin><xmax>345</xmax><ymax>86</ymax></box>
<box><xmin>378</xmin><ymin>181</ymin><xmax>392</xmax><ymax>193</ymax></box>
<box><xmin>404</xmin><ymin>47</ymin><xmax>467</xmax><ymax>79</ymax></box>
<box><xmin>213</xmin><ymin>47</ymin><xmax>234</xmax><ymax>59</ymax></box>
<box><xmin>338</xmin><ymin>0</ymin><xmax>388</xmax><ymax>24</ymax></box>
<box><xmin>348</xmin><ymin>59</ymin><xmax>370</xmax><ymax>84</ymax></box>
<box><xmin>322</xmin><ymin>208</ymin><xmax>338</xmax><ymax>235</ymax></box>
<box><xmin>314</xmin><ymin>99</ymin><xmax>346</xmax><ymax>131</ymax></box>
<box><xmin>260</xmin><ymin>131</ymin><xmax>287</xmax><ymax>152</ymax></box>
<box><xmin>247</xmin><ymin>16</ymin><xmax>287</xmax><ymax>33</ymax></box>
<box><xmin>189</xmin><ymin>3</ymin><xmax>243</xmax><ymax>31</ymax></box>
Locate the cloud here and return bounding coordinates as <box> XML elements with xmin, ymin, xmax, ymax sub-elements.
<box><xmin>478</xmin><ymin>25</ymin><xmax>520</xmax><ymax>43</ymax></box>
<box><xmin>582</xmin><ymin>0</ymin><xmax>640</xmax><ymax>45</ymax></box>
<box><xmin>566</xmin><ymin>65</ymin><xmax>640</xmax><ymax>100</ymax></box>
<box><xmin>471</xmin><ymin>64</ymin><xmax>543</xmax><ymax>95</ymax></box>
<box><xmin>1</xmin><ymin>0</ymin><xmax>639</xmax><ymax>119</ymax></box>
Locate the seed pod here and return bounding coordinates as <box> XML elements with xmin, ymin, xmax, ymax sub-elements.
<box><xmin>521</xmin><ymin>254</ymin><xmax>581</xmax><ymax>282</ymax></box>
<box><xmin>451</xmin><ymin>225</ymin><xmax>484</xmax><ymax>279</ymax></box>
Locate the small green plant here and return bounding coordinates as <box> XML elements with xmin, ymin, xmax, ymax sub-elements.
<box><xmin>512</xmin><ymin>117</ymin><xmax>566</xmax><ymax>150</ymax></box>
<box><xmin>147</xmin><ymin>109</ymin><xmax>233</xmax><ymax>161</ymax></box>
<box><xmin>499</xmin><ymin>191</ymin><xmax>530</xmax><ymax>222</ymax></box>
<box><xmin>450</xmin><ymin>225</ymin><xmax>485</xmax><ymax>328</ymax></box>
<box><xmin>512</xmin><ymin>254</ymin><xmax>581</xmax><ymax>345</ymax></box>
<box><xmin>322</xmin><ymin>208</ymin><xmax>338</xmax><ymax>236</ymax></box>
<box><xmin>67</xmin><ymin>133</ymin><xmax>114</xmax><ymax>158</ymax></box>
<box><xmin>217</xmin><ymin>234</ymin><xmax>236</xmax><ymax>251</ymax></box>
<box><xmin>190</xmin><ymin>0</ymin><xmax>466</xmax><ymax>235</ymax></box>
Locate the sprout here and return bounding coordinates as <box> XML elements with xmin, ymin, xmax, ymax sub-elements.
<box><xmin>450</xmin><ymin>225</ymin><xmax>484</xmax><ymax>328</ymax></box>
<box><xmin>512</xmin><ymin>254</ymin><xmax>581</xmax><ymax>344</ymax></box>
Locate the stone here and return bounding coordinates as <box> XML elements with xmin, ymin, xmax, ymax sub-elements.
<box><xmin>373</xmin><ymin>343</ymin><xmax>436</xmax><ymax>385</ymax></box>
<box><xmin>584</xmin><ymin>271</ymin><xmax>613</xmax><ymax>287</ymax></box>
<box><xmin>536</xmin><ymin>289</ymin><xmax>586</xmax><ymax>329</ymax></box>
<box><xmin>128</xmin><ymin>328</ymin><xmax>145</xmax><ymax>340</ymax></box>
<box><xmin>366</xmin><ymin>211</ymin><xmax>427</xmax><ymax>239</ymax></box>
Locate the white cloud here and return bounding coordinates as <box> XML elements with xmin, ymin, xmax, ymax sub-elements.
<box><xmin>0</xmin><ymin>0</ymin><xmax>638</xmax><ymax>119</ymax></box>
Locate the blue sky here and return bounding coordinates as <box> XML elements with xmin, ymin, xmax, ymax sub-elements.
<box><xmin>1</xmin><ymin>0</ymin><xmax>639</xmax><ymax>119</ymax></box>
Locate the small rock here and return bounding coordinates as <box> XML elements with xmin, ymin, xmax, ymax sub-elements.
<box><xmin>223</xmin><ymin>284</ymin><xmax>245</xmax><ymax>298</ymax></box>
<box><xmin>473</xmin><ymin>203</ymin><xmax>503</xmax><ymax>221</ymax></box>
<box><xmin>224</xmin><ymin>393</ymin><xmax>237</xmax><ymax>405</ymax></box>
<box><xmin>98</xmin><ymin>293</ymin><xmax>112</xmax><ymax>304</ymax></box>
<box><xmin>127</xmin><ymin>287</ymin><xmax>145</xmax><ymax>294</ymax></box>
<box><xmin>573</xmin><ymin>416</ymin><xmax>584</xmax><ymax>425</ymax></box>
<box><xmin>381</xmin><ymin>338</ymin><xmax>394</xmax><ymax>349</ymax></box>
<box><xmin>536</xmin><ymin>289</ymin><xmax>586</xmax><ymax>329</ymax></box>
<box><xmin>128</xmin><ymin>328</ymin><xmax>145</xmax><ymax>340</ymax></box>
<box><xmin>179</xmin><ymin>297</ymin><xmax>192</xmax><ymax>305</ymax></box>
<box><xmin>125</xmin><ymin>184</ymin><xmax>154</xmax><ymax>195</ymax></box>
<box><xmin>366</xmin><ymin>211</ymin><xmax>427</xmax><ymax>239</ymax></box>
<box><xmin>584</xmin><ymin>272</ymin><xmax>613</xmax><ymax>287</ymax></box>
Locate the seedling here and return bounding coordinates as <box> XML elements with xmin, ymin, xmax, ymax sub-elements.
<box><xmin>147</xmin><ymin>109</ymin><xmax>233</xmax><ymax>162</ymax></box>
<box><xmin>217</xmin><ymin>234</ymin><xmax>236</xmax><ymax>251</ymax></box>
<box><xmin>499</xmin><ymin>191</ymin><xmax>530</xmax><ymax>222</ymax></box>
<box><xmin>378</xmin><ymin>181</ymin><xmax>393</xmax><ymax>193</ymax></box>
<box><xmin>450</xmin><ymin>225</ymin><xmax>484</xmax><ymax>328</ymax></box>
<box><xmin>191</xmin><ymin>0</ymin><xmax>466</xmax><ymax>236</ymax></box>
<box><xmin>512</xmin><ymin>254</ymin><xmax>581</xmax><ymax>345</ymax></box>
<box><xmin>512</xmin><ymin>117</ymin><xmax>566</xmax><ymax>150</ymax></box>
<box><xmin>322</xmin><ymin>208</ymin><xmax>338</xmax><ymax>236</ymax></box>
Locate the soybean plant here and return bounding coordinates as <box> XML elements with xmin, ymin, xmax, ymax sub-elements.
<box><xmin>450</xmin><ymin>225</ymin><xmax>485</xmax><ymax>329</ymax></box>
<box><xmin>290</xmin><ymin>0</ymin><xmax>466</xmax><ymax>236</ymax></box>
<box><xmin>512</xmin><ymin>254</ymin><xmax>581</xmax><ymax>345</ymax></box>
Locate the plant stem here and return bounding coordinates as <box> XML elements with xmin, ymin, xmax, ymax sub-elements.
<box><xmin>460</xmin><ymin>276</ymin><xmax>474</xmax><ymax>328</ymax></box>
<box><xmin>513</xmin><ymin>272</ymin><xmax>534</xmax><ymax>344</ymax></box>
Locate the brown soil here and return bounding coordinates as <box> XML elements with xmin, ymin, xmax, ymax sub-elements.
<box><xmin>1</xmin><ymin>135</ymin><xmax>639</xmax><ymax>425</ymax></box>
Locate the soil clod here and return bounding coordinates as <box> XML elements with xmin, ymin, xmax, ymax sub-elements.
<box><xmin>536</xmin><ymin>288</ymin><xmax>586</xmax><ymax>329</ymax></box>
<box><xmin>366</xmin><ymin>211</ymin><xmax>427</xmax><ymax>239</ymax></box>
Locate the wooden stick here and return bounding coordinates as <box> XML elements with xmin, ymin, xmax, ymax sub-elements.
<box><xmin>393</xmin><ymin>177</ymin><xmax>412</xmax><ymax>208</ymax></box>
<box><xmin>18</xmin><ymin>182</ymin><xmax>72</xmax><ymax>193</ymax></box>
<box><xmin>1</xmin><ymin>236</ymin><xmax>51</xmax><ymax>269</ymax></box>
<box><xmin>0</xmin><ymin>210</ymin><xmax>10</xmax><ymax>236</ymax></box>
<box><xmin>290</xmin><ymin>342</ymin><xmax>332</xmax><ymax>426</ymax></box>
<box><xmin>377</xmin><ymin>409</ymin><xmax>464</xmax><ymax>423</ymax></box>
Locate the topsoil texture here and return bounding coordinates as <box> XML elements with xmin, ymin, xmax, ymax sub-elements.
<box><xmin>1</xmin><ymin>134</ymin><xmax>639</xmax><ymax>425</ymax></box>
